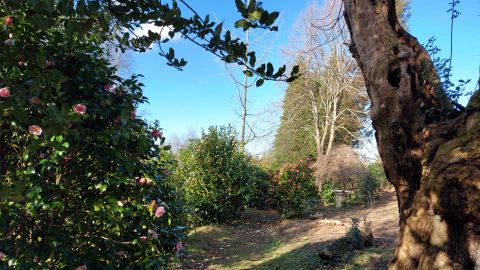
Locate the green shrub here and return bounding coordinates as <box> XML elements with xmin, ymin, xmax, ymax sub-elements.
<box><xmin>367</xmin><ymin>161</ymin><xmax>389</xmax><ymax>189</ymax></box>
<box><xmin>176</xmin><ymin>126</ymin><xmax>249</xmax><ymax>224</ymax></box>
<box><xmin>321</xmin><ymin>182</ymin><xmax>337</xmax><ymax>205</ymax></box>
<box><xmin>242</xmin><ymin>164</ymin><xmax>272</xmax><ymax>210</ymax></box>
<box><xmin>0</xmin><ymin>4</ymin><xmax>185</xmax><ymax>268</ymax></box>
<box><xmin>272</xmin><ymin>159</ymin><xmax>320</xmax><ymax>218</ymax></box>
<box><xmin>358</xmin><ymin>175</ymin><xmax>380</xmax><ymax>207</ymax></box>
<box><xmin>357</xmin><ymin>161</ymin><xmax>389</xmax><ymax>207</ymax></box>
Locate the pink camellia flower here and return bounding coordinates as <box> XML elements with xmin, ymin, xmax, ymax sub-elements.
<box><xmin>155</xmin><ymin>206</ymin><xmax>166</xmax><ymax>218</ymax></box>
<box><xmin>148</xmin><ymin>229</ymin><xmax>159</xmax><ymax>239</ymax></box>
<box><xmin>116</xmin><ymin>250</ymin><xmax>126</xmax><ymax>257</ymax></box>
<box><xmin>139</xmin><ymin>235</ymin><xmax>148</xmax><ymax>242</ymax></box>
<box><xmin>29</xmin><ymin>96</ymin><xmax>41</xmax><ymax>105</ymax></box>
<box><xmin>138</xmin><ymin>177</ymin><xmax>152</xmax><ymax>186</ymax></box>
<box><xmin>104</xmin><ymin>84</ymin><xmax>115</xmax><ymax>93</ymax></box>
<box><xmin>130</xmin><ymin>110</ymin><xmax>136</xmax><ymax>120</ymax></box>
<box><xmin>4</xmin><ymin>39</ymin><xmax>13</xmax><ymax>46</ymax></box>
<box><xmin>75</xmin><ymin>265</ymin><xmax>87</xmax><ymax>270</ymax></box>
<box><xmin>0</xmin><ymin>251</ymin><xmax>5</xmax><ymax>261</ymax></box>
<box><xmin>175</xmin><ymin>242</ymin><xmax>183</xmax><ymax>252</ymax></box>
<box><xmin>45</xmin><ymin>60</ymin><xmax>56</xmax><ymax>69</ymax></box>
<box><xmin>28</xmin><ymin>125</ymin><xmax>42</xmax><ymax>136</ymax></box>
<box><xmin>0</xmin><ymin>87</ymin><xmax>10</xmax><ymax>98</ymax></box>
<box><xmin>151</xmin><ymin>129</ymin><xmax>163</xmax><ymax>139</ymax></box>
<box><xmin>73</xmin><ymin>103</ymin><xmax>87</xmax><ymax>114</ymax></box>
<box><xmin>5</xmin><ymin>16</ymin><xmax>12</xmax><ymax>26</ymax></box>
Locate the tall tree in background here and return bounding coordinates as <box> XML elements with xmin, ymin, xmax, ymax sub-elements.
<box><xmin>274</xmin><ymin>1</ymin><xmax>367</xmax><ymax>173</ymax></box>
<box><xmin>343</xmin><ymin>0</ymin><xmax>480</xmax><ymax>268</ymax></box>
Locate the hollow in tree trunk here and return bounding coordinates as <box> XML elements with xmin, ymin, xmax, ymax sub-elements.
<box><xmin>343</xmin><ymin>0</ymin><xmax>480</xmax><ymax>268</ymax></box>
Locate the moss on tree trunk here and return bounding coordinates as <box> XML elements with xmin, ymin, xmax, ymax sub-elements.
<box><xmin>343</xmin><ymin>0</ymin><xmax>480</xmax><ymax>268</ymax></box>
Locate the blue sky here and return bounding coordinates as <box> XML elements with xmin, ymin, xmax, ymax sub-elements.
<box><xmin>132</xmin><ymin>0</ymin><xmax>480</xmax><ymax>155</ymax></box>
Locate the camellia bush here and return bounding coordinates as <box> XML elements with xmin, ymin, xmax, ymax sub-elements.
<box><xmin>0</xmin><ymin>3</ymin><xmax>185</xmax><ymax>269</ymax></box>
<box><xmin>176</xmin><ymin>126</ymin><xmax>250</xmax><ymax>225</ymax></box>
<box><xmin>271</xmin><ymin>159</ymin><xmax>320</xmax><ymax>218</ymax></box>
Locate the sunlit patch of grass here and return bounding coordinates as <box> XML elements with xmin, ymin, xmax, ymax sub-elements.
<box><xmin>342</xmin><ymin>247</ymin><xmax>394</xmax><ymax>270</ymax></box>
<box><xmin>186</xmin><ymin>225</ymin><xmax>233</xmax><ymax>254</ymax></box>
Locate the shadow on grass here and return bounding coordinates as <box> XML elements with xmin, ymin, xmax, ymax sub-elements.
<box><xmin>251</xmin><ymin>241</ymin><xmax>394</xmax><ymax>270</ymax></box>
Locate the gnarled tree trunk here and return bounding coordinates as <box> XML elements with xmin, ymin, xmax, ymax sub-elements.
<box><xmin>343</xmin><ymin>0</ymin><xmax>480</xmax><ymax>268</ymax></box>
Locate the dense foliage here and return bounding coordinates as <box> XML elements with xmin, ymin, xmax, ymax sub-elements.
<box><xmin>271</xmin><ymin>159</ymin><xmax>320</xmax><ymax>218</ymax></box>
<box><xmin>175</xmin><ymin>126</ymin><xmax>250</xmax><ymax>224</ymax></box>
<box><xmin>0</xmin><ymin>2</ymin><xmax>192</xmax><ymax>269</ymax></box>
<box><xmin>242</xmin><ymin>164</ymin><xmax>272</xmax><ymax>210</ymax></box>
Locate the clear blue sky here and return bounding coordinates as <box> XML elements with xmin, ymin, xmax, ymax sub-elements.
<box><xmin>132</xmin><ymin>0</ymin><xmax>480</xmax><ymax>154</ymax></box>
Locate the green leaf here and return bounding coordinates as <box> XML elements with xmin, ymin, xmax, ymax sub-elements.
<box><xmin>125</xmin><ymin>161</ymin><xmax>134</xmax><ymax>176</ymax></box>
<box><xmin>50</xmin><ymin>201</ymin><xmax>65</xmax><ymax>210</ymax></box>
<box><xmin>96</xmin><ymin>183</ymin><xmax>108</xmax><ymax>193</ymax></box>
<box><xmin>266</xmin><ymin>63</ymin><xmax>274</xmax><ymax>77</ymax></box>
<box><xmin>234</xmin><ymin>19</ymin><xmax>248</xmax><ymax>29</ymax></box>
<box><xmin>292</xmin><ymin>65</ymin><xmax>300</xmax><ymax>75</ymax></box>
<box><xmin>269</xmin><ymin>12</ymin><xmax>280</xmax><ymax>24</ymax></box>
<box><xmin>248</xmin><ymin>10</ymin><xmax>262</xmax><ymax>21</ymax></box>
<box><xmin>235</xmin><ymin>0</ymin><xmax>245</xmax><ymax>13</ymax></box>
<box><xmin>214</xmin><ymin>22</ymin><xmax>223</xmax><ymax>36</ymax></box>
<box><xmin>256</xmin><ymin>79</ymin><xmax>264</xmax><ymax>87</ymax></box>
<box><xmin>248</xmin><ymin>52</ymin><xmax>256</xmax><ymax>67</ymax></box>
<box><xmin>243</xmin><ymin>70</ymin><xmax>254</xmax><ymax>77</ymax></box>
<box><xmin>247</xmin><ymin>0</ymin><xmax>256</xmax><ymax>13</ymax></box>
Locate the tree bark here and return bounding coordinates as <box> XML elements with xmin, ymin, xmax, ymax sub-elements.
<box><xmin>343</xmin><ymin>0</ymin><xmax>480</xmax><ymax>268</ymax></box>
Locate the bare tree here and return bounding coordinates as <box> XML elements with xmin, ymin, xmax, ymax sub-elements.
<box><xmin>314</xmin><ymin>144</ymin><xmax>368</xmax><ymax>192</ymax></box>
<box><xmin>223</xmin><ymin>0</ymin><xmax>279</xmax><ymax>152</ymax></box>
<box><xmin>282</xmin><ymin>1</ymin><xmax>368</xmax><ymax>190</ymax></box>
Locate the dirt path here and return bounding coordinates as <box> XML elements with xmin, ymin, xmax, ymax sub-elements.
<box><xmin>182</xmin><ymin>191</ymin><xmax>399</xmax><ymax>270</ymax></box>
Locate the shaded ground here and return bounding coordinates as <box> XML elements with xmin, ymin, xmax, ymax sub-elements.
<box><xmin>181</xmin><ymin>191</ymin><xmax>399</xmax><ymax>270</ymax></box>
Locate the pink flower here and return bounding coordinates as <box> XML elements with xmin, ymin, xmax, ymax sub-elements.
<box><xmin>4</xmin><ymin>39</ymin><xmax>13</xmax><ymax>46</ymax></box>
<box><xmin>116</xmin><ymin>250</ymin><xmax>126</xmax><ymax>256</ymax></box>
<box><xmin>148</xmin><ymin>229</ymin><xmax>159</xmax><ymax>239</ymax></box>
<box><xmin>155</xmin><ymin>206</ymin><xmax>166</xmax><ymax>218</ymax></box>
<box><xmin>18</xmin><ymin>60</ymin><xmax>27</xmax><ymax>67</ymax></box>
<box><xmin>175</xmin><ymin>242</ymin><xmax>183</xmax><ymax>252</ymax></box>
<box><xmin>0</xmin><ymin>87</ymin><xmax>10</xmax><ymax>97</ymax></box>
<box><xmin>139</xmin><ymin>235</ymin><xmax>148</xmax><ymax>242</ymax></box>
<box><xmin>130</xmin><ymin>110</ymin><xmax>136</xmax><ymax>120</ymax></box>
<box><xmin>4</xmin><ymin>16</ymin><xmax>12</xmax><ymax>26</ymax></box>
<box><xmin>0</xmin><ymin>251</ymin><xmax>5</xmax><ymax>261</ymax></box>
<box><xmin>28</xmin><ymin>125</ymin><xmax>42</xmax><ymax>136</ymax></box>
<box><xmin>151</xmin><ymin>129</ymin><xmax>163</xmax><ymax>139</ymax></box>
<box><xmin>76</xmin><ymin>265</ymin><xmax>87</xmax><ymax>270</ymax></box>
<box><xmin>45</xmin><ymin>60</ymin><xmax>56</xmax><ymax>69</ymax></box>
<box><xmin>73</xmin><ymin>103</ymin><xmax>87</xmax><ymax>114</ymax></box>
<box><xmin>104</xmin><ymin>84</ymin><xmax>115</xmax><ymax>93</ymax></box>
<box><xmin>138</xmin><ymin>177</ymin><xmax>152</xmax><ymax>186</ymax></box>
<box><xmin>29</xmin><ymin>96</ymin><xmax>41</xmax><ymax>105</ymax></box>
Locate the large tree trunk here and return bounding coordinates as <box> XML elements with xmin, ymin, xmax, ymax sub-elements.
<box><xmin>343</xmin><ymin>0</ymin><xmax>480</xmax><ymax>268</ymax></box>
